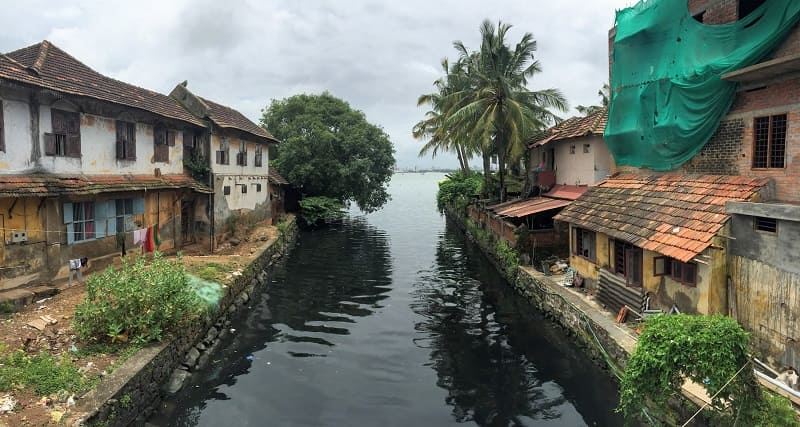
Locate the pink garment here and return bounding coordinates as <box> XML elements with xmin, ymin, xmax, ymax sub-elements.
<box><xmin>133</xmin><ymin>228</ymin><xmax>147</xmax><ymax>245</ymax></box>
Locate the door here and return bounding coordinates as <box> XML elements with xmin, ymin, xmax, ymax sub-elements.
<box><xmin>181</xmin><ymin>200</ymin><xmax>195</xmax><ymax>246</ymax></box>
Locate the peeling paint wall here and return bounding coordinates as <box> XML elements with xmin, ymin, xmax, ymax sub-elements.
<box><xmin>0</xmin><ymin>91</ymin><xmax>33</xmax><ymax>172</ymax></box>
<box><xmin>0</xmin><ymin>197</ymin><xmax>46</xmax><ymax>288</ymax></box>
<box><xmin>209</xmin><ymin>131</ymin><xmax>271</xmax><ymax>229</ymax></box>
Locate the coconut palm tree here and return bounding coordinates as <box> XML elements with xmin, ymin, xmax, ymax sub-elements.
<box><xmin>447</xmin><ymin>20</ymin><xmax>567</xmax><ymax>201</ymax></box>
<box><xmin>413</xmin><ymin>59</ymin><xmax>478</xmax><ymax>174</ymax></box>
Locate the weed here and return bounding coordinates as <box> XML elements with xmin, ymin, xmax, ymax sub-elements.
<box><xmin>0</xmin><ymin>350</ymin><xmax>89</xmax><ymax>395</ymax></box>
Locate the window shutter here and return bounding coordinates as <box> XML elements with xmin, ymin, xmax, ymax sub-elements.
<box><xmin>95</xmin><ymin>201</ymin><xmax>108</xmax><ymax>238</ymax></box>
<box><xmin>127</xmin><ymin>123</ymin><xmax>136</xmax><ymax>160</ymax></box>
<box><xmin>167</xmin><ymin>130</ymin><xmax>176</xmax><ymax>146</ymax></box>
<box><xmin>63</xmin><ymin>203</ymin><xmax>74</xmax><ymax>244</ymax></box>
<box><xmin>0</xmin><ymin>100</ymin><xmax>4</xmax><ymax>152</ymax></box>
<box><xmin>132</xmin><ymin>198</ymin><xmax>145</xmax><ymax>215</ymax></box>
<box><xmin>216</xmin><ymin>150</ymin><xmax>222</xmax><ymax>164</ymax></box>
<box><xmin>44</xmin><ymin>133</ymin><xmax>56</xmax><ymax>155</ymax></box>
<box><xmin>116</xmin><ymin>121</ymin><xmax>125</xmax><ymax>159</ymax></box>
<box><xmin>67</xmin><ymin>112</ymin><xmax>80</xmax><ymax>135</ymax></box>
<box><xmin>67</xmin><ymin>134</ymin><xmax>81</xmax><ymax>157</ymax></box>
<box><xmin>52</xmin><ymin>110</ymin><xmax>66</xmax><ymax>133</ymax></box>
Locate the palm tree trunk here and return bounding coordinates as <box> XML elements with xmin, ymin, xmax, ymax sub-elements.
<box><xmin>459</xmin><ymin>145</ymin><xmax>470</xmax><ymax>173</ymax></box>
<box><xmin>482</xmin><ymin>149</ymin><xmax>491</xmax><ymax>198</ymax></box>
<box><xmin>498</xmin><ymin>148</ymin><xmax>507</xmax><ymax>202</ymax></box>
<box><xmin>456</xmin><ymin>146</ymin><xmax>466</xmax><ymax>173</ymax></box>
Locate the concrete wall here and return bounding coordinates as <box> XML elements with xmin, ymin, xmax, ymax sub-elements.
<box><xmin>566</xmin><ymin>225</ymin><xmax>721</xmax><ymax>315</ymax></box>
<box><xmin>729</xmin><ymin>213</ymin><xmax>800</xmax><ymax>275</ymax></box>
<box><xmin>553</xmin><ymin>135</ymin><xmax>611</xmax><ymax>186</ymax></box>
<box><xmin>210</xmin><ymin>131</ymin><xmax>270</xmax><ymax>228</ymax></box>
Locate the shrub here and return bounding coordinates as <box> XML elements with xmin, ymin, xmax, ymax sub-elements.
<box><xmin>74</xmin><ymin>252</ymin><xmax>204</xmax><ymax>344</ymax></box>
<box><xmin>436</xmin><ymin>171</ymin><xmax>482</xmax><ymax>212</ymax></box>
<box><xmin>495</xmin><ymin>240</ymin><xmax>520</xmax><ymax>274</ymax></box>
<box><xmin>298</xmin><ymin>196</ymin><xmax>345</xmax><ymax>226</ymax></box>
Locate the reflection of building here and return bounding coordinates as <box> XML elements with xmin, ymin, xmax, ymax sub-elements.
<box><xmin>556</xmin><ymin>0</ymin><xmax>800</xmax><ymax>363</ymax></box>
<box><xmin>0</xmin><ymin>41</ymin><xmax>211</xmax><ymax>291</ymax></box>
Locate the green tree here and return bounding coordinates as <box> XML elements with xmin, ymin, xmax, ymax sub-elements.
<box><xmin>414</xmin><ymin>59</ymin><xmax>479</xmax><ymax>174</ymax></box>
<box><xmin>576</xmin><ymin>83</ymin><xmax>610</xmax><ymax>116</ymax></box>
<box><xmin>262</xmin><ymin>93</ymin><xmax>396</xmax><ymax>213</ymax></box>
<box><xmin>447</xmin><ymin>20</ymin><xmax>567</xmax><ymax>201</ymax></box>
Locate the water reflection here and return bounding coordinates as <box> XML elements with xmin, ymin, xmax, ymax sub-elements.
<box><xmin>411</xmin><ymin>224</ymin><xmax>622</xmax><ymax>426</ymax></box>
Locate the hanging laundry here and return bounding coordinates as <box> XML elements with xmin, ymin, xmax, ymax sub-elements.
<box><xmin>142</xmin><ymin>226</ymin><xmax>156</xmax><ymax>253</ymax></box>
<box><xmin>133</xmin><ymin>228</ymin><xmax>147</xmax><ymax>245</ymax></box>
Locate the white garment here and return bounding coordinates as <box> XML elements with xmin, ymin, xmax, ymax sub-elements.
<box><xmin>69</xmin><ymin>259</ymin><xmax>81</xmax><ymax>271</ymax></box>
<box><xmin>133</xmin><ymin>229</ymin><xmax>147</xmax><ymax>245</ymax></box>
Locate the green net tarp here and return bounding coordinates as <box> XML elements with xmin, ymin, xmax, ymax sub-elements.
<box><xmin>606</xmin><ymin>0</ymin><xmax>800</xmax><ymax>171</ymax></box>
<box><xmin>187</xmin><ymin>274</ymin><xmax>223</xmax><ymax>309</ymax></box>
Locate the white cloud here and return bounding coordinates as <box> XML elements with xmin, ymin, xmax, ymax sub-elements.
<box><xmin>0</xmin><ymin>0</ymin><xmax>634</xmax><ymax>169</ymax></box>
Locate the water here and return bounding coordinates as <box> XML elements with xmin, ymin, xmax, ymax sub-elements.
<box><xmin>149</xmin><ymin>173</ymin><xmax>622</xmax><ymax>426</ymax></box>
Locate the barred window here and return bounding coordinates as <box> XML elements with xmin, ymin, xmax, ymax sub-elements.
<box><xmin>752</xmin><ymin>114</ymin><xmax>786</xmax><ymax>169</ymax></box>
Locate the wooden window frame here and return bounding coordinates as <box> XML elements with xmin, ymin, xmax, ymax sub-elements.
<box><xmin>115</xmin><ymin>120</ymin><xmax>137</xmax><ymax>160</ymax></box>
<box><xmin>46</xmin><ymin>109</ymin><xmax>81</xmax><ymax>158</ymax></box>
<box><xmin>572</xmin><ymin>227</ymin><xmax>596</xmax><ymax>262</ymax></box>
<box><xmin>612</xmin><ymin>239</ymin><xmax>643</xmax><ymax>287</ymax></box>
<box><xmin>236</xmin><ymin>141</ymin><xmax>248</xmax><ymax>166</ymax></box>
<box><xmin>754</xmin><ymin>216</ymin><xmax>777</xmax><ymax>234</ymax></box>
<box><xmin>653</xmin><ymin>256</ymin><xmax>697</xmax><ymax>286</ymax></box>
<box><xmin>254</xmin><ymin>144</ymin><xmax>263</xmax><ymax>167</ymax></box>
<box><xmin>752</xmin><ymin>114</ymin><xmax>787</xmax><ymax>169</ymax></box>
<box><xmin>66</xmin><ymin>201</ymin><xmax>96</xmax><ymax>243</ymax></box>
<box><xmin>153</xmin><ymin>125</ymin><xmax>172</xmax><ymax>163</ymax></box>
<box><xmin>216</xmin><ymin>137</ymin><xmax>230</xmax><ymax>165</ymax></box>
<box><xmin>0</xmin><ymin>99</ymin><xmax>4</xmax><ymax>152</ymax></box>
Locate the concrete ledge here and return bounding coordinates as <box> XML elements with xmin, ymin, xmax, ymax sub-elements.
<box><xmin>727</xmin><ymin>201</ymin><xmax>800</xmax><ymax>222</ymax></box>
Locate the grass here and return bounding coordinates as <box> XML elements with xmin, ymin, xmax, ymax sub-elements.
<box><xmin>0</xmin><ymin>346</ymin><xmax>90</xmax><ymax>396</ymax></box>
<box><xmin>189</xmin><ymin>262</ymin><xmax>236</xmax><ymax>283</ymax></box>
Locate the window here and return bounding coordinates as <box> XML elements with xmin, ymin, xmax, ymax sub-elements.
<box><xmin>0</xmin><ymin>99</ymin><xmax>4</xmax><ymax>152</ymax></box>
<box><xmin>254</xmin><ymin>144</ymin><xmax>263</xmax><ymax>167</ymax></box>
<box><xmin>223</xmin><ymin>185</ymin><xmax>231</xmax><ymax>195</ymax></box>
<box><xmin>570</xmin><ymin>145</ymin><xmax>576</xmax><ymax>154</ymax></box>
<box><xmin>692</xmin><ymin>10</ymin><xmax>705</xmax><ymax>23</ymax></box>
<box><xmin>612</xmin><ymin>239</ymin><xmax>643</xmax><ymax>287</ymax></box>
<box><xmin>216</xmin><ymin>137</ymin><xmax>230</xmax><ymax>165</ymax></box>
<box><xmin>240</xmin><ymin>184</ymin><xmax>247</xmax><ymax>194</ymax></box>
<box><xmin>752</xmin><ymin>114</ymin><xmax>786</xmax><ymax>169</ymax></box>
<box><xmin>739</xmin><ymin>0</ymin><xmax>766</xmax><ymax>19</ymax></box>
<box><xmin>45</xmin><ymin>109</ymin><xmax>81</xmax><ymax>157</ymax></box>
<box><xmin>654</xmin><ymin>256</ymin><xmax>697</xmax><ymax>286</ymax></box>
<box><xmin>115</xmin><ymin>121</ymin><xmax>136</xmax><ymax>160</ymax></box>
<box><xmin>255</xmin><ymin>183</ymin><xmax>262</xmax><ymax>192</ymax></box>
<box><xmin>573</xmin><ymin>227</ymin><xmax>596</xmax><ymax>262</ymax></box>
<box><xmin>236</xmin><ymin>141</ymin><xmax>248</xmax><ymax>166</ymax></box>
<box><xmin>183</xmin><ymin>130</ymin><xmax>202</xmax><ymax>160</ymax></box>
<box><xmin>153</xmin><ymin>125</ymin><xmax>173</xmax><ymax>163</ymax></box>
<box><xmin>754</xmin><ymin>216</ymin><xmax>777</xmax><ymax>233</ymax></box>
<box><xmin>583</xmin><ymin>144</ymin><xmax>590</xmax><ymax>153</ymax></box>
<box><xmin>115</xmin><ymin>199</ymin><xmax>134</xmax><ymax>232</ymax></box>
<box><xmin>64</xmin><ymin>202</ymin><xmax>95</xmax><ymax>244</ymax></box>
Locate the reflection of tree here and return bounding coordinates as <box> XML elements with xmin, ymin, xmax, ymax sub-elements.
<box><xmin>411</xmin><ymin>223</ymin><xmax>622</xmax><ymax>426</ymax></box>
<box><xmin>151</xmin><ymin>216</ymin><xmax>394</xmax><ymax>427</ymax></box>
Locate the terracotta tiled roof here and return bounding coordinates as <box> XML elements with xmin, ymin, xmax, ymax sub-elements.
<box><xmin>530</xmin><ymin>107</ymin><xmax>607</xmax><ymax>147</ymax></box>
<box><xmin>0</xmin><ymin>174</ymin><xmax>211</xmax><ymax>197</ymax></box>
<box><xmin>544</xmin><ymin>184</ymin><xmax>590</xmax><ymax>201</ymax></box>
<box><xmin>268</xmin><ymin>168</ymin><xmax>289</xmax><ymax>185</ymax></box>
<box><xmin>554</xmin><ymin>174</ymin><xmax>771</xmax><ymax>263</ymax></box>
<box><xmin>2</xmin><ymin>41</ymin><xmax>204</xmax><ymax>127</ymax></box>
<box><xmin>199</xmin><ymin>96</ymin><xmax>276</xmax><ymax>142</ymax></box>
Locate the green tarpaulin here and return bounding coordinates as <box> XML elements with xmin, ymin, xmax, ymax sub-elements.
<box><xmin>606</xmin><ymin>0</ymin><xmax>800</xmax><ymax>171</ymax></box>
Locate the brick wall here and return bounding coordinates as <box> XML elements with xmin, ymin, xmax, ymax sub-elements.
<box><xmin>681</xmin><ymin>119</ymin><xmax>744</xmax><ymax>175</ymax></box>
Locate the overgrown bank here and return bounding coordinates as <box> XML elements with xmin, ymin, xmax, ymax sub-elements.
<box><xmin>65</xmin><ymin>218</ymin><xmax>298</xmax><ymax>426</ymax></box>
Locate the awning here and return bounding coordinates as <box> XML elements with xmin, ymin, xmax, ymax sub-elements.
<box><xmin>491</xmin><ymin>197</ymin><xmax>571</xmax><ymax>218</ymax></box>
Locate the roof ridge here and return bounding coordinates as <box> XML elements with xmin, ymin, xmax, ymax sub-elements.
<box><xmin>29</xmin><ymin>40</ymin><xmax>50</xmax><ymax>75</ymax></box>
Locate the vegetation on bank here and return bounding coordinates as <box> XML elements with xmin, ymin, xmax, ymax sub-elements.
<box><xmin>436</xmin><ymin>171</ymin><xmax>482</xmax><ymax>212</ymax></box>
<box><xmin>73</xmin><ymin>253</ymin><xmax>204</xmax><ymax>345</ymax></box>
<box><xmin>261</xmin><ymin>92</ymin><xmax>396</xmax><ymax>220</ymax></box>
<box><xmin>298</xmin><ymin>196</ymin><xmax>346</xmax><ymax>227</ymax></box>
<box><xmin>414</xmin><ymin>19</ymin><xmax>567</xmax><ymax>202</ymax></box>
<box><xmin>620</xmin><ymin>314</ymin><xmax>798</xmax><ymax>426</ymax></box>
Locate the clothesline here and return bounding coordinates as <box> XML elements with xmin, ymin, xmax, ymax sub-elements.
<box><xmin>0</xmin><ymin>224</ymin><xmax>166</xmax><ymax>235</ymax></box>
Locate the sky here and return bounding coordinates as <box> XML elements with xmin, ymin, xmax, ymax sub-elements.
<box><xmin>0</xmin><ymin>0</ymin><xmax>634</xmax><ymax>170</ymax></box>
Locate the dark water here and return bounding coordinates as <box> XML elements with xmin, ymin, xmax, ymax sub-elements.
<box><xmin>149</xmin><ymin>173</ymin><xmax>622</xmax><ymax>426</ymax></box>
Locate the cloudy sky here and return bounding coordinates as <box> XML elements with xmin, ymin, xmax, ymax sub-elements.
<box><xmin>1</xmin><ymin>0</ymin><xmax>634</xmax><ymax>169</ymax></box>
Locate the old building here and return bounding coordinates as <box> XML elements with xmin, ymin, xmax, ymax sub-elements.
<box><xmin>0</xmin><ymin>41</ymin><xmax>212</xmax><ymax>296</ymax></box>
<box><xmin>170</xmin><ymin>84</ymin><xmax>278</xmax><ymax>245</ymax></box>
<box><xmin>559</xmin><ymin>0</ymin><xmax>800</xmax><ymax>364</ymax></box>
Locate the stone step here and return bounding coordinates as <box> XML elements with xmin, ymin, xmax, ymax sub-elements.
<box><xmin>0</xmin><ymin>288</ymin><xmax>36</xmax><ymax>310</ymax></box>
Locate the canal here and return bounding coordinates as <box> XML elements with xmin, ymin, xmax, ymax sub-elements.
<box><xmin>149</xmin><ymin>172</ymin><xmax>622</xmax><ymax>426</ymax></box>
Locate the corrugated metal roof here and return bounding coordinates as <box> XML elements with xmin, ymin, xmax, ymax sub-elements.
<box><xmin>545</xmin><ymin>184</ymin><xmax>591</xmax><ymax>201</ymax></box>
<box><xmin>490</xmin><ymin>197</ymin><xmax>571</xmax><ymax>218</ymax></box>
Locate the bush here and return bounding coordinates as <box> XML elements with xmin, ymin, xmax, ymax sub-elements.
<box><xmin>437</xmin><ymin>171</ymin><xmax>483</xmax><ymax>212</ymax></box>
<box><xmin>0</xmin><ymin>349</ymin><xmax>88</xmax><ymax>395</ymax></box>
<box><xmin>495</xmin><ymin>240</ymin><xmax>519</xmax><ymax>274</ymax></box>
<box><xmin>299</xmin><ymin>196</ymin><xmax>345</xmax><ymax>226</ymax></box>
<box><xmin>74</xmin><ymin>252</ymin><xmax>204</xmax><ymax>344</ymax></box>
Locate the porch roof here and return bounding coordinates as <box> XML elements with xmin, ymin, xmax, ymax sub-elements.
<box><xmin>0</xmin><ymin>173</ymin><xmax>212</xmax><ymax>197</ymax></box>
<box><xmin>554</xmin><ymin>173</ymin><xmax>771</xmax><ymax>263</ymax></box>
<box><xmin>489</xmin><ymin>197</ymin><xmax>571</xmax><ymax>218</ymax></box>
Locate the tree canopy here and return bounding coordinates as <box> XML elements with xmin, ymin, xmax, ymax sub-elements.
<box><xmin>262</xmin><ymin>93</ymin><xmax>395</xmax><ymax>213</ymax></box>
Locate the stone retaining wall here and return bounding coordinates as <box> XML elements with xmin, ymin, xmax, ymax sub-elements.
<box><xmin>70</xmin><ymin>219</ymin><xmax>298</xmax><ymax>426</ymax></box>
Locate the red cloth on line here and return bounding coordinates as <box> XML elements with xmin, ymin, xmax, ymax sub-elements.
<box><xmin>142</xmin><ymin>226</ymin><xmax>155</xmax><ymax>253</ymax></box>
